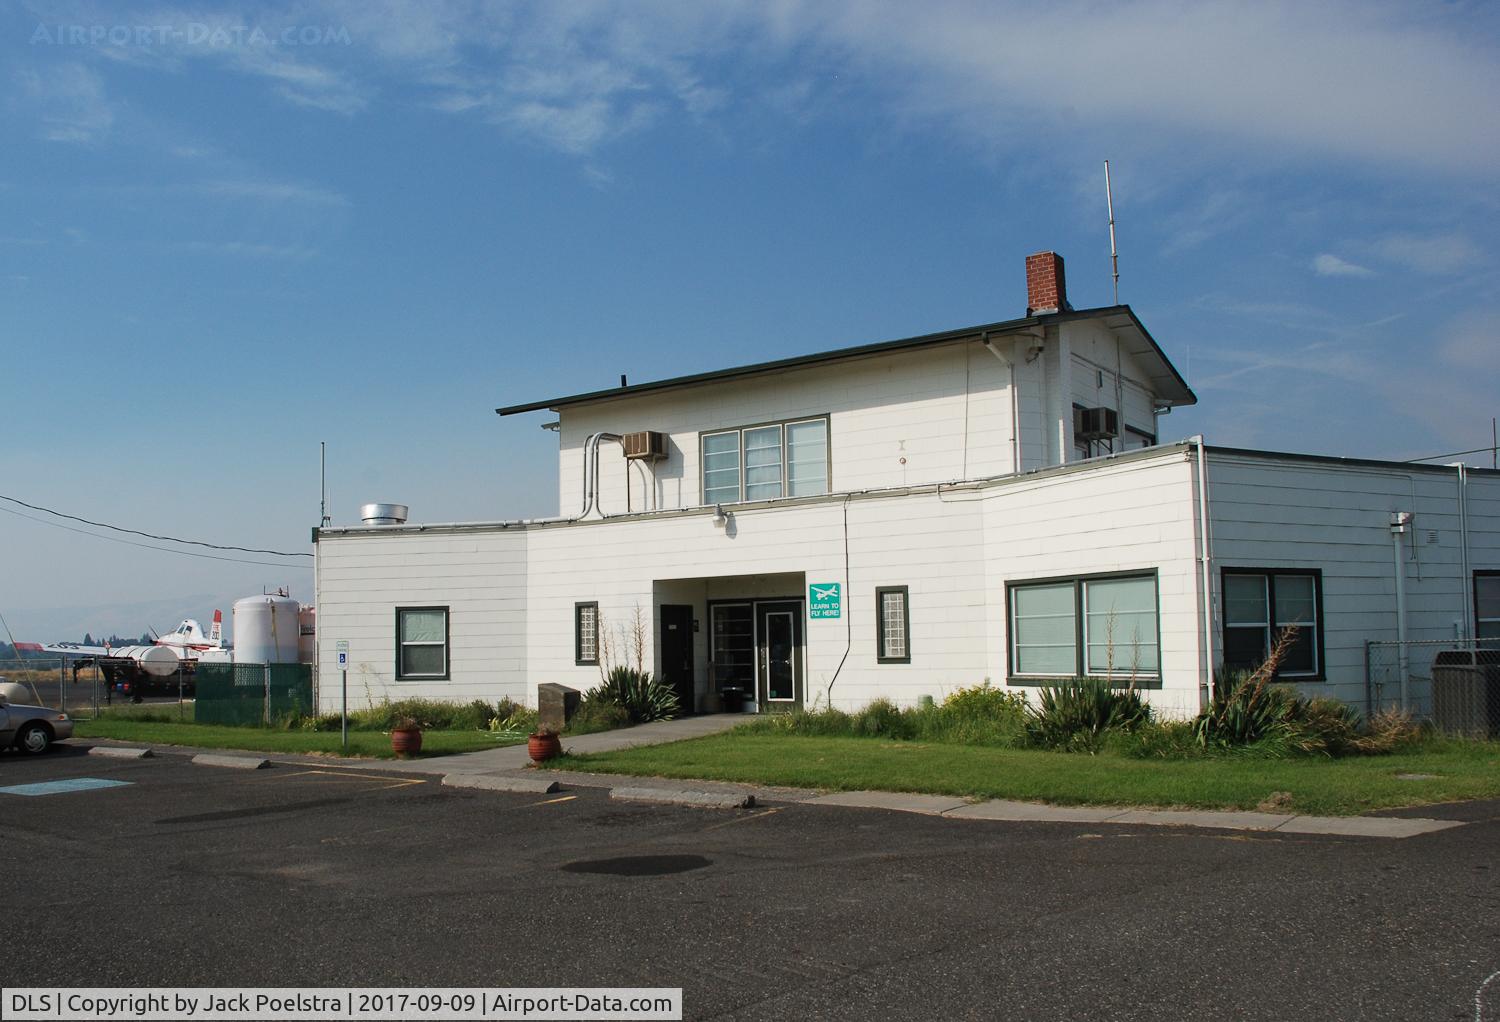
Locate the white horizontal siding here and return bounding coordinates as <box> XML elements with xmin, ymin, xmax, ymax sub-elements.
<box><xmin>1206</xmin><ymin>453</ymin><xmax>1500</xmax><ymax>707</ymax></box>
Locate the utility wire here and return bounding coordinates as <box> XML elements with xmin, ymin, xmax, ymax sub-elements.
<box><xmin>0</xmin><ymin>491</ymin><xmax>312</xmax><ymax>557</ymax></box>
<box><xmin>1402</xmin><ymin>445</ymin><xmax>1499</xmax><ymax>465</ymax></box>
<box><xmin>0</xmin><ymin>504</ymin><xmax>312</xmax><ymax>569</ymax></box>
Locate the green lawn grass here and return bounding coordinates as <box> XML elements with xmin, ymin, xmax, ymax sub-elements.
<box><xmin>564</xmin><ymin>731</ymin><xmax>1500</xmax><ymax>816</ymax></box>
<box><xmin>73</xmin><ymin>718</ymin><xmax>517</xmax><ymax>759</ymax></box>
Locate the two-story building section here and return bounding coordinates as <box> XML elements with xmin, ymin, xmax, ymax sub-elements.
<box><xmin>314</xmin><ymin>252</ymin><xmax>1500</xmax><ymax>719</ymax></box>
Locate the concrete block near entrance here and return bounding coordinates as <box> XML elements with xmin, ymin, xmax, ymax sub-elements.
<box><xmin>611</xmin><ymin>786</ymin><xmax>756</xmax><ymax>809</ymax></box>
<box><xmin>88</xmin><ymin>745</ymin><xmax>153</xmax><ymax>760</ymax></box>
<box><xmin>806</xmin><ymin>790</ymin><xmax>969</xmax><ymax>815</ymax></box>
<box><xmin>443</xmin><ymin>773</ymin><xmax>562</xmax><ymax>794</ymax></box>
<box><xmin>191</xmin><ymin>753</ymin><xmax>271</xmax><ymax>770</ymax></box>
<box><xmin>536</xmin><ymin>683</ymin><xmax>581</xmax><ymax>734</ymax></box>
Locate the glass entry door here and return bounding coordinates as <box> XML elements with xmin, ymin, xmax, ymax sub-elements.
<box><xmin>756</xmin><ymin>601</ymin><xmax>803</xmax><ymax>709</ymax></box>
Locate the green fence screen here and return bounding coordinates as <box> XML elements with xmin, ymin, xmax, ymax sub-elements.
<box><xmin>195</xmin><ymin>663</ymin><xmax>314</xmax><ymax>726</ymax></box>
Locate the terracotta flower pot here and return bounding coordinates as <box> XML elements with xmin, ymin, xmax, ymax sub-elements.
<box><xmin>390</xmin><ymin>727</ymin><xmax>423</xmax><ymax>756</ymax></box>
<box><xmin>528</xmin><ymin>732</ymin><xmax>562</xmax><ymax>763</ymax></box>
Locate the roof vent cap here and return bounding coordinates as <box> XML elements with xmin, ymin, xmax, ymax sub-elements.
<box><xmin>360</xmin><ymin>503</ymin><xmax>409</xmax><ymax>526</ymax></box>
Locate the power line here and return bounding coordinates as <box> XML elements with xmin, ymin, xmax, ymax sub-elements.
<box><xmin>0</xmin><ymin>504</ymin><xmax>312</xmax><ymax>569</ymax></box>
<box><xmin>1402</xmin><ymin>445</ymin><xmax>1500</xmax><ymax>465</ymax></box>
<box><xmin>0</xmin><ymin>491</ymin><xmax>312</xmax><ymax>557</ymax></box>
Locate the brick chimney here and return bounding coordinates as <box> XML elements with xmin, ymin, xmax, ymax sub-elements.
<box><xmin>1025</xmin><ymin>251</ymin><xmax>1067</xmax><ymax>315</ymax></box>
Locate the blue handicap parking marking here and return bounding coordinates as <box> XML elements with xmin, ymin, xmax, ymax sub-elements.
<box><xmin>0</xmin><ymin>777</ymin><xmax>134</xmax><ymax>797</ymax></box>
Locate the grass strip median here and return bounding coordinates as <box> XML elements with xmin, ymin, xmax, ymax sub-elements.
<box><xmin>563</xmin><ymin>732</ymin><xmax>1500</xmax><ymax>816</ymax></box>
<box><xmin>74</xmin><ymin>719</ymin><xmax>517</xmax><ymax>759</ymax></box>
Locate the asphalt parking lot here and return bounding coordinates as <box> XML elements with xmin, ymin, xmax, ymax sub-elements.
<box><xmin>5</xmin><ymin>744</ymin><xmax>1500</xmax><ymax>1021</ymax></box>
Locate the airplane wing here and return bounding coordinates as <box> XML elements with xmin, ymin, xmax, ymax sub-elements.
<box><xmin>40</xmin><ymin>641</ymin><xmax>113</xmax><ymax>656</ymax></box>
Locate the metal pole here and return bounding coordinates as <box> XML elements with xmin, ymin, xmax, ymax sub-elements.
<box><xmin>264</xmin><ymin>664</ymin><xmax>272</xmax><ymax>726</ymax></box>
<box><xmin>58</xmin><ymin>657</ymin><xmax>66</xmax><ymax>716</ymax></box>
<box><xmin>1104</xmin><ymin>159</ymin><xmax>1120</xmax><ymax>305</ymax></box>
<box><xmin>1392</xmin><ymin>525</ymin><xmax>1410</xmax><ymax>712</ymax></box>
<box><xmin>341</xmin><ymin>668</ymin><xmax>348</xmax><ymax>754</ymax></box>
<box><xmin>178</xmin><ymin>664</ymin><xmax>184</xmax><ymax>719</ymax></box>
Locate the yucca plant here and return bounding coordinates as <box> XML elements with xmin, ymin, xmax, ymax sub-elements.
<box><xmin>587</xmin><ymin>666</ymin><xmax>680</xmax><ymax>724</ymax></box>
<box><xmin>1026</xmin><ymin>677</ymin><xmax>1150</xmax><ymax>753</ymax></box>
<box><xmin>1194</xmin><ymin>627</ymin><xmax>1303</xmax><ymax>750</ymax></box>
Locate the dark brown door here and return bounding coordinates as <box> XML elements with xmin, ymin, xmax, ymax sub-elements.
<box><xmin>660</xmin><ymin>605</ymin><xmax>696</xmax><ymax>715</ymax></box>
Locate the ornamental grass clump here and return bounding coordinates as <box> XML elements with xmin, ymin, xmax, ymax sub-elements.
<box><xmin>1024</xmin><ymin>677</ymin><xmax>1151</xmax><ymax>753</ymax></box>
<box><xmin>586</xmin><ymin>666</ymin><xmax>679</xmax><ymax>724</ymax></box>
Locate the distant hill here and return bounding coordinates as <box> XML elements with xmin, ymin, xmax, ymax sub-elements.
<box><xmin>0</xmin><ymin>588</ymin><xmax>310</xmax><ymax>647</ymax></box>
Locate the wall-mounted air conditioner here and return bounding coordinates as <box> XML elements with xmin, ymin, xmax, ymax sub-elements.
<box><xmin>1074</xmin><ymin>407</ymin><xmax>1119</xmax><ymax>442</ymax></box>
<box><xmin>622</xmin><ymin>431</ymin><xmax>668</xmax><ymax>461</ymax></box>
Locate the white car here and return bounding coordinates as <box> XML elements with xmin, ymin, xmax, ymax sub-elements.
<box><xmin>0</xmin><ymin>682</ymin><xmax>74</xmax><ymax>754</ymax></box>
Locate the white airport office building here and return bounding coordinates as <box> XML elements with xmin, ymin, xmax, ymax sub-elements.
<box><xmin>313</xmin><ymin>253</ymin><xmax>1500</xmax><ymax>719</ymax></box>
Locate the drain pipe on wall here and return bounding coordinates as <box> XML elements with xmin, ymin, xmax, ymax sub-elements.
<box><xmin>1194</xmin><ymin>437</ymin><xmax>1216</xmax><ymax>708</ymax></box>
<box><xmin>1453</xmin><ymin>463</ymin><xmax>1472</xmax><ymax>641</ymax></box>
<box><xmin>1391</xmin><ymin>511</ymin><xmax>1412</xmax><ymax>711</ymax></box>
<box><xmin>824</xmin><ymin>494</ymin><xmax>854</xmax><ymax>708</ymax></box>
<box><xmin>982</xmin><ymin>333</ymin><xmax>1026</xmax><ymax>473</ymax></box>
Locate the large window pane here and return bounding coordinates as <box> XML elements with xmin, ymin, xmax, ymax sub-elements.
<box><xmin>1013</xmin><ymin>583</ymin><xmax>1077</xmax><ymax>675</ymax></box>
<box><xmin>786</xmin><ymin>419</ymin><xmax>828</xmax><ymax>496</ymax></box>
<box><xmin>743</xmin><ymin>425</ymin><xmax>783</xmax><ymax>500</ymax></box>
<box><xmin>1475</xmin><ymin>576</ymin><xmax>1500</xmax><ymax>640</ymax></box>
<box><xmin>400</xmin><ymin>609</ymin><xmax>445</xmax><ymax>643</ymax></box>
<box><xmin>1274</xmin><ymin>575</ymin><xmax>1316</xmax><ymax>625</ymax></box>
<box><xmin>711</xmin><ymin>604</ymin><xmax>754</xmax><ymax>687</ymax></box>
<box><xmin>1084</xmin><ymin>576</ymin><xmax>1159</xmax><ymax>674</ymax></box>
<box><xmin>1224</xmin><ymin>574</ymin><xmax>1268</xmax><ymax>625</ymax></box>
<box><xmin>702</xmin><ymin>431</ymin><xmax>741</xmax><ymax>504</ymax></box>
<box><xmin>400</xmin><ymin>644</ymin><xmax>445</xmax><ymax>677</ymax></box>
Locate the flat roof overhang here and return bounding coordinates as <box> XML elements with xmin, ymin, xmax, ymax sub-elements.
<box><xmin>496</xmin><ymin>305</ymin><xmax>1196</xmax><ymax>417</ymax></box>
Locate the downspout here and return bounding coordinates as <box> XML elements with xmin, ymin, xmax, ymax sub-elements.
<box><xmin>824</xmin><ymin>494</ymin><xmax>854</xmax><ymax>707</ymax></box>
<box><xmin>982</xmin><ymin>333</ymin><xmax>1025</xmax><ymax>473</ymax></box>
<box><xmin>1453</xmin><ymin>463</ymin><xmax>1472</xmax><ymax>641</ymax></box>
<box><xmin>1194</xmin><ymin>437</ymin><xmax>1215</xmax><ymax>708</ymax></box>
<box><xmin>1391</xmin><ymin>511</ymin><xmax>1412</xmax><ymax>710</ymax></box>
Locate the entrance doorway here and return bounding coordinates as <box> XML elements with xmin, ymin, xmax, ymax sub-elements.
<box><xmin>709</xmin><ymin>598</ymin><xmax>804</xmax><ymax>711</ymax></box>
<box><xmin>659</xmin><ymin>605</ymin><xmax>695</xmax><ymax>714</ymax></box>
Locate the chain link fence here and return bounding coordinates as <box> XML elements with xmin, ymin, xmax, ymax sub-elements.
<box><xmin>1367</xmin><ymin>639</ymin><xmax>1500</xmax><ymax>738</ymax></box>
<box><xmin>194</xmin><ymin>662</ymin><xmax>314</xmax><ymax>726</ymax></box>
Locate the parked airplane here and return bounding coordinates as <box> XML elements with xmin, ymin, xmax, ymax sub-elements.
<box><xmin>39</xmin><ymin>612</ymin><xmax>224</xmax><ymax>696</ymax></box>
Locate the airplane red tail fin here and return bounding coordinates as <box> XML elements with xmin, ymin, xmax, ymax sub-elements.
<box><xmin>209</xmin><ymin>610</ymin><xmax>223</xmax><ymax>646</ymax></box>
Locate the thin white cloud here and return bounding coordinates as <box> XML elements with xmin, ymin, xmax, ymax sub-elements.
<box><xmin>1312</xmin><ymin>253</ymin><xmax>1374</xmax><ymax>278</ymax></box>
<box><xmin>26</xmin><ymin>1</ymin><xmax>1500</xmax><ymax>171</ymax></box>
<box><xmin>14</xmin><ymin>62</ymin><xmax>114</xmax><ymax>143</ymax></box>
<box><xmin>1372</xmin><ymin>232</ymin><xmax>1484</xmax><ymax>275</ymax></box>
<box><xmin>196</xmin><ymin>179</ymin><xmax>349</xmax><ymax>206</ymax></box>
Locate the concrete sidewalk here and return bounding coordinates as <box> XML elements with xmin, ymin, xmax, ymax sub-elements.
<box><xmin>334</xmin><ymin>712</ymin><xmax>748</xmax><ymax>777</ymax></box>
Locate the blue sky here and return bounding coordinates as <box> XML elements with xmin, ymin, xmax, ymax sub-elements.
<box><xmin>2</xmin><ymin>0</ymin><xmax>1497</xmax><ymax>637</ymax></box>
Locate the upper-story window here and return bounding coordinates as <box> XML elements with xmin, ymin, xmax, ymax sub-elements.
<box><xmin>701</xmin><ymin>417</ymin><xmax>828</xmax><ymax>504</ymax></box>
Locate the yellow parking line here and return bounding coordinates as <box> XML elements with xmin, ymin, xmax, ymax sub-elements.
<box><xmin>703</xmin><ymin>807</ymin><xmax>781</xmax><ymax>831</ymax></box>
<box><xmin>275</xmin><ymin>769</ymin><xmax>426</xmax><ymax>790</ymax></box>
<box><xmin>532</xmin><ymin>794</ymin><xmax>578</xmax><ymax>805</ymax></box>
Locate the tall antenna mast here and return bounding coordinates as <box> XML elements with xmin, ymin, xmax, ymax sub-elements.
<box><xmin>1104</xmin><ymin>159</ymin><xmax>1120</xmax><ymax>305</ymax></box>
<box><xmin>320</xmin><ymin>441</ymin><xmax>330</xmax><ymax>526</ymax></box>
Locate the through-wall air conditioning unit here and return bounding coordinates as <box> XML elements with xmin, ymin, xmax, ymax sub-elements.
<box><xmin>1074</xmin><ymin>407</ymin><xmax>1119</xmax><ymax>443</ymax></box>
<box><xmin>622</xmin><ymin>430</ymin><xmax>668</xmax><ymax>461</ymax></box>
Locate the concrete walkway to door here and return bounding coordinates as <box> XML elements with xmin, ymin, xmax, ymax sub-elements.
<box><xmin>363</xmin><ymin>712</ymin><xmax>749</xmax><ymax>777</ymax></box>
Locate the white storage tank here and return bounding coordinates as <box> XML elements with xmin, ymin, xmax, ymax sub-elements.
<box><xmin>232</xmin><ymin>594</ymin><xmax>302</xmax><ymax>665</ymax></box>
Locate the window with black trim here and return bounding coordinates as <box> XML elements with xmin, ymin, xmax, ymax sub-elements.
<box><xmin>876</xmin><ymin>586</ymin><xmax>910</xmax><ymax>663</ymax></box>
<box><xmin>1476</xmin><ymin>572</ymin><xmax>1500</xmax><ymax>642</ymax></box>
<box><xmin>1222</xmin><ymin>569</ymin><xmax>1322</xmax><ymax>677</ymax></box>
<box><xmin>575</xmin><ymin>602</ymin><xmax>600</xmax><ymax>665</ymax></box>
<box><xmin>1007</xmin><ymin>573</ymin><xmax>1159</xmax><ymax>681</ymax></box>
<box><xmin>396</xmin><ymin>607</ymin><xmax>448</xmax><ymax>680</ymax></box>
<box><xmin>701</xmin><ymin>416</ymin><xmax>829</xmax><ymax>504</ymax></box>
